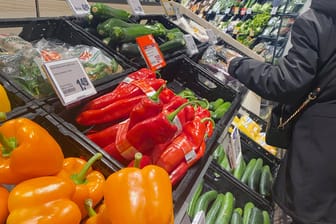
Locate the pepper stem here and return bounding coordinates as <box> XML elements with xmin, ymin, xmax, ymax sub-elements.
<box><xmin>150</xmin><ymin>83</ymin><xmax>166</xmax><ymax>102</ymax></box>
<box><xmin>133</xmin><ymin>152</ymin><xmax>143</xmax><ymax>168</ymax></box>
<box><xmin>0</xmin><ymin>133</ymin><xmax>17</xmax><ymax>157</ymax></box>
<box><xmin>84</xmin><ymin>199</ymin><xmax>97</xmax><ymax>217</ymax></box>
<box><xmin>71</xmin><ymin>153</ymin><xmax>103</xmax><ymax>185</ymax></box>
<box><xmin>166</xmin><ymin>101</ymin><xmax>198</xmax><ymax>122</ymax></box>
<box><xmin>0</xmin><ymin>112</ymin><xmax>6</xmax><ymax>121</ymax></box>
<box><xmin>201</xmin><ymin>117</ymin><xmax>215</xmax><ymax>126</ymax></box>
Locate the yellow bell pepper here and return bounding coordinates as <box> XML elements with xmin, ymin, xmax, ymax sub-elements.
<box><xmin>0</xmin><ymin>83</ymin><xmax>11</xmax><ymax>121</ymax></box>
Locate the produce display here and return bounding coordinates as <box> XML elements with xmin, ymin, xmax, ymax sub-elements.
<box><xmin>181</xmin><ymin>0</ymin><xmax>307</xmax><ymax>62</ymax></box>
<box><xmin>187</xmin><ymin>180</ymin><xmax>271</xmax><ymax>224</ymax></box>
<box><xmin>81</xmin><ymin>3</ymin><xmax>189</xmax><ymax>64</ymax></box>
<box><xmin>0</xmin><ymin>116</ymin><xmax>174</xmax><ymax>223</ymax></box>
<box><xmin>0</xmin><ymin>35</ymin><xmax>123</xmax><ymax>99</ymax></box>
<box><xmin>76</xmin><ymin>68</ymin><xmax>223</xmax><ymax>186</ymax></box>
<box><xmin>213</xmin><ymin>144</ymin><xmax>274</xmax><ymax>198</ymax></box>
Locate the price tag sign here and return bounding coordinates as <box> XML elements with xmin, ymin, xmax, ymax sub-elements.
<box><xmin>173</xmin><ymin>5</ymin><xmax>182</xmax><ymax>19</ymax></box>
<box><xmin>225</xmin><ymin>7</ymin><xmax>231</xmax><ymax>14</ymax></box>
<box><xmin>233</xmin><ymin>26</ymin><xmax>240</xmax><ymax>35</ymax></box>
<box><xmin>43</xmin><ymin>58</ymin><xmax>97</xmax><ymax>106</ymax></box>
<box><xmin>226</xmin><ymin>127</ymin><xmax>243</xmax><ymax>169</ymax></box>
<box><xmin>192</xmin><ymin>211</ymin><xmax>206</xmax><ymax>224</ymax></box>
<box><xmin>161</xmin><ymin>0</ymin><xmax>175</xmax><ymax>16</ymax></box>
<box><xmin>206</xmin><ymin>29</ymin><xmax>218</xmax><ymax>45</ymax></box>
<box><xmin>271</xmin><ymin>6</ymin><xmax>278</xmax><ymax>15</ymax></box>
<box><xmin>246</xmin><ymin>8</ymin><xmax>252</xmax><ymax>14</ymax></box>
<box><xmin>183</xmin><ymin>34</ymin><xmax>199</xmax><ymax>57</ymax></box>
<box><xmin>127</xmin><ymin>0</ymin><xmax>145</xmax><ymax>15</ymax></box>
<box><xmin>233</xmin><ymin>6</ymin><xmax>240</xmax><ymax>15</ymax></box>
<box><xmin>136</xmin><ymin>34</ymin><xmax>166</xmax><ymax>71</ymax></box>
<box><xmin>66</xmin><ymin>0</ymin><xmax>90</xmax><ymax>16</ymax></box>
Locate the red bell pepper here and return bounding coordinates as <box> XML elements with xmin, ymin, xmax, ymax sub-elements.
<box><xmin>155</xmin><ymin>116</ymin><xmax>207</xmax><ymax>173</ymax></box>
<box><xmin>125</xmin><ymin>101</ymin><xmax>196</xmax><ymax>155</ymax></box>
<box><xmin>86</xmin><ymin>124</ymin><xmax>119</xmax><ymax>148</ymax></box>
<box><xmin>195</xmin><ymin>106</ymin><xmax>214</xmax><ymax>138</ymax></box>
<box><xmin>104</xmin><ymin>141</ymin><xmax>129</xmax><ymax>165</ymax></box>
<box><xmin>159</xmin><ymin>88</ymin><xmax>176</xmax><ymax>104</ymax></box>
<box><xmin>84</xmin><ymin>68</ymin><xmax>158</xmax><ymax>110</ymax></box>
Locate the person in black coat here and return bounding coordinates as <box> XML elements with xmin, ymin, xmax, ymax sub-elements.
<box><xmin>228</xmin><ymin>0</ymin><xmax>336</xmax><ymax>223</ymax></box>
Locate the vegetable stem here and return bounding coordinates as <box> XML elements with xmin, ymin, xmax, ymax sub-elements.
<box><xmin>71</xmin><ymin>153</ymin><xmax>103</xmax><ymax>185</ymax></box>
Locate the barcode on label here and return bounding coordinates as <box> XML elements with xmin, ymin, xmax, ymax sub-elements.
<box><xmin>185</xmin><ymin>150</ymin><xmax>197</xmax><ymax>163</ymax></box>
<box><xmin>144</xmin><ymin>44</ymin><xmax>164</xmax><ymax>66</ymax></box>
<box><xmin>61</xmin><ymin>83</ymin><xmax>76</xmax><ymax>96</ymax></box>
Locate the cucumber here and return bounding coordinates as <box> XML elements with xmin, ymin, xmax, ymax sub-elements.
<box><xmin>187</xmin><ymin>180</ymin><xmax>204</xmax><ymax>218</ymax></box>
<box><xmin>110</xmin><ymin>23</ymin><xmax>167</xmax><ymax>43</ymax></box>
<box><xmin>166</xmin><ymin>28</ymin><xmax>184</xmax><ymax>40</ymax></box>
<box><xmin>214</xmin><ymin>144</ymin><xmax>225</xmax><ymax>163</ymax></box>
<box><xmin>248</xmin><ymin>158</ymin><xmax>263</xmax><ymax>192</ymax></box>
<box><xmin>241</xmin><ymin>159</ymin><xmax>256</xmax><ymax>184</ymax></box>
<box><xmin>234</xmin><ymin>208</ymin><xmax>243</xmax><ymax>216</ymax></box>
<box><xmin>193</xmin><ymin>190</ymin><xmax>218</xmax><ymax>217</ymax></box>
<box><xmin>233</xmin><ymin>158</ymin><xmax>246</xmax><ymax>181</ymax></box>
<box><xmin>262</xmin><ymin>211</ymin><xmax>271</xmax><ymax>224</ymax></box>
<box><xmin>159</xmin><ymin>38</ymin><xmax>186</xmax><ymax>54</ymax></box>
<box><xmin>259</xmin><ymin>165</ymin><xmax>273</xmax><ymax>197</ymax></box>
<box><xmin>211</xmin><ymin>102</ymin><xmax>231</xmax><ymax>120</ymax></box>
<box><xmin>119</xmin><ymin>43</ymin><xmax>141</xmax><ymax>57</ymax></box>
<box><xmin>214</xmin><ymin>192</ymin><xmax>235</xmax><ymax>224</ymax></box>
<box><xmin>97</xmin><ymin>18</ymin><xmax>142</xmax><ymax>37</ymax></box>
<box><xmin>230</xmin><ymin>210</ymin><xmax>243</xmax><ymax>224</ymax></box>
<box><xmin>247</xmin><ymin>207</ymin><xmax>263</xmax><ymax>224</ymax></box>
<box><xmin>219</xmin><ymin>150</ymin><xmax>232</xmax><ymax>173</ymax></box>
<box><xmin>243</xmin><ymin>202</ymin><xmax>255</xmax><ymax>224</ymax></box>
<box><xmin>206</xmin><ymin>193</ymin><xmax>225</xmax><ymax>224</ymax></box>
<box><xmin>91</xmin><ymin>3</ymin><xmax>131</xmax><ymax>21</ymax></box>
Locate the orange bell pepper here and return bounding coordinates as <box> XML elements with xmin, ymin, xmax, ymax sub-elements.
<box><xmin>0</xmin><ymin>185</ymin><xmax>9</xmax><ymax>224</ymax></box>
<box><xmin>7</xmin><ymin>176</ymin><xmax>81</xmax><ymax>224</ymax></box>
<box><xmin>57</xmin><ymin>153</ymin><xmax>105</xmax><ymax>218</ymax></box>
<box><xmin>84</xmin><ymin>199</ymin><xmax>111</xmax><ymax>224</ymax></box>
<box><xmin>103</xmin><ymin>153</ymin><xmax>174</xmax><ymax>224</ymax></box>
<box><xmin>0</xmin><ymin>118</ymin><xmax>64</xmax><ymax>184</ymax></box>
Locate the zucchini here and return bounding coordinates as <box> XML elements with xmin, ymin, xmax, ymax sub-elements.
<box><xmin>241</xmin><ymin>159</ymin><xmax>256</xmax><ymax>184</ymax></box>
<box><xmin>211</xmin><ymin>102</ymin><xmax>231</xmax><ymax>120</ymax></box>
<box><xmin>248</xmin><ymin>158</ymin><xmax>263</xmax><ymax>192</ymax></box>
<box><xmin>90</xmin><ymin>3</ymin><xmax>131</xmax><ymax>21</ymax></box>
<box><xmin>233</xmin><ymin>157</ymin><xmax>246</xmax><ymax>181</ymax></box>
<box><xmin>215</xmin><ymin>144</ymin><xmax>225</xmax><ymax>164</ymax></box>
<box><xmin>97</xmin><ymin>18</ymin><xmax>142</xmax><ymax>37</ymax></box>
<box><xmin>159</xmin><ymin>38</ymin><xmax>186</xmax><ymax>54</ymax></box>
<box><xmin>110</xmin><ymin>23</ymin><xmax>167</xmax><ymax>43</ymax></box>
<box><xmin>230</xmin><ymin>210</ymin><xmax>243</xmax><ymax>224</ymax></box>
<box><xmin>259</xmin><ymin>165</ymin><xmax>273</xmax><ymax>197</ymax></box>
<box><xmin>262</xmin><ymin>210</ymin><xmax>271</xmax><ymax>224</ymax></box>
<box><xmin>234</xmin><ymin>208</ymin><xmax>243</xmax><ymax>216</ymax></box>
<box><xmin>166</xmin><ymin>28</ymin><xmax>184</xmax><ymax>41</ymax></box>
<box><xmin>247</xmin><ymin>207</ymin><xmax>263</xmax><ymax>224</ymax></box>
<box><xmin>243</xmin><ymin>202</ymin><xmax>255</xmax><ymax>224</ymax></box>
<box><xmin>214</xmin><ymin>192</ymin><xmax>235</xmax><ymax>224</ymax></box>
<box><xmin>193</xmin><ymin>190</ymin><xmax>218</xmax><ymax>217</ymax></box>
<box><xmin>119</xmin><ymin>43</ymin><xmax>141</xmax><ymax>57</ymax></box>
<box><xmin>187</xmin><ymin>180</ymin><xmax>204</xmax><ymax>218</ymax></box>
<box><xmin>206</xmin><ymin>193</ymin><xmax>225</xmax><ymax>224</ymax></box>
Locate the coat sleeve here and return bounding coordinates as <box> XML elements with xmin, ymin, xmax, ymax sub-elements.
<box><xmin>228</xmin><ymin>14</ymin><xmax>319</xmax><ymax>105</ymax></box>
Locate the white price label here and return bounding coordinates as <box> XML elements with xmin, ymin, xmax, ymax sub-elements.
<box><xmin>192</xmin><ymin>211</ymin><xmax>206</xmax><ymax>224</ymax></box>
<box><xmin>143</xmin><ymin>44</ymin><xmax>164</xmax><ymax>68</ymax></box>
<box><xmin>183</xmin><ymin>34</ymin><xmax>199</xmax><ymax>57</ymax></box>
<box><xmin>66</xmin><ymin>0</ymin><xmax>90</xmax><ymax>16</ymax></box>
<box><xmin>227</xmin><ymin>127</ymin><xmax>243</xmax><ymax>169</ymax></box>
<box><xmin>225</xmin><ymin>8</ymin><xmax>231</xmax><ymax>14</ymax></box>
<box><xmin>43</xmin><ymin>58</ymin><xmax>97</xmax><ymax>106</ymax></box>
<box><xmin>206</xmin><ymin>29</ymin><xmax>218</xmax><ymax>45</ymax></box>
<box><xmin>127</xmin><ymin>0</ymin><xmax>145</xmax><ymax>15</ymax></box>
<box><xmin>271</xmin><ymin>6</ymin><xmax>278</xmax><ymax>15</ymax></box>
<box><xmin>246</xmin><ymin>8</ymin><xmax>252</xmax><ymax>14</ymax></box>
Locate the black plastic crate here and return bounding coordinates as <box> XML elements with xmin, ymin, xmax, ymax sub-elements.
<box><xmin>69</xmin><ymin>14</ymin><xmax>208</xmax><ymax>68</ymax></box>
<box><xmin>0</xmin><ymin>17</ymin><xmax>135</xmax><ymax>104</ymax></box>
<box><xmin>210</xmin><ymin>138</ymin><xmax>280</xmax><ymax>205</ymax></box>
<box><xmin>1</xmin><ymin>109</ymin><xmax>122</xmax><ymax>179</ymax></box>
